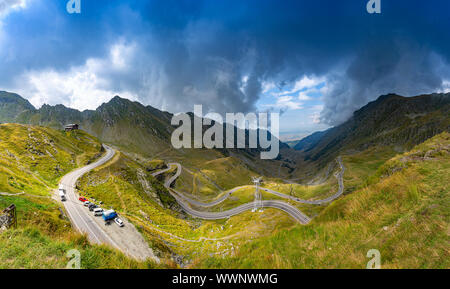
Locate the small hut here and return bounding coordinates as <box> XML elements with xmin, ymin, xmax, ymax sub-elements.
<box><xmin>65</xmin><ymin>124</ymin><xmax>79</xmax><ymax>132</ymax></box>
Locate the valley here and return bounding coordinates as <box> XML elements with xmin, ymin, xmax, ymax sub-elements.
<box><xmin>0</xmin><ymin>91</ymin><xmax>448</xmax><ymax>268</ymax></box>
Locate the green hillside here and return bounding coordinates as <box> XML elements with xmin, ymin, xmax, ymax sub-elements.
<box><xmin>0</xmin><ymin>91</ymin><xmax>297</xmax><ymax>185</ymax></box>
<box><xmin>0</xmin><ymin>124</ymin><xmax>102</xmax><ymax>194</ymax></box>
<box><xmin>196</xmin><ymin>133</ymin><xmax>450</xmax><ymax>268</ymax></box>
<box><xmin>0</xmin><ymin>92</ymin><xmax>448</xmax><ymax>269</ymax></box>
<box><xmin>75</xmin><ymin>152</ymin><xmax>299</xmax><ymax>266</ymax></box>
<box><xmin>0</xmin><ymin>124</ymin><xmax>156</xmax><ymax>268</ymax></box>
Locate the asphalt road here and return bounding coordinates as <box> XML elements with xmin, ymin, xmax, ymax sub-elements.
<box><xmin>164</xmin><ymin>163</ymin><xmax>247</xmax><ymax>207</ymax></box>
<box><xmin>59</xmin><ymin>145</ymin><xmax>158</xmax><ymax>261</ymax></box>
<box><xmin>164</xmin><ymin>158</ymin><xmax>345</xmax><ymax>207</ymax></box>
<box><xmin>59</xmin><ymin>145</ymin><xmax>119</xmax><ymax>246</ymax></box>
<box><xmin>162</xmin><ymin>163</ymin><xmax>311</xmax><ymax>224</ymax></box>
<box><xmin>151</xmin><ymin>165</ymin><xmax>173</xmax><ymax>177</ymax></box>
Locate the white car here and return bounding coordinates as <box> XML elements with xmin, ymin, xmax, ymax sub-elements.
<box><xmin>114</xmin><ymin>218</ymin><xmax>124</xmax><ymax>227</ymax></box>
<box><xmin>84</xmin><ymin>201</ymin><xmax>91</xmax><ymax>207</ymax></box>
<box><xmin>93</xmin><ymin>208</ymin><xmax>103</xmax><ymax>216</ymax></box>
<box><xmin>59</xmin><ymin>190</ymin><xmax>66</xmax><ymax>202</ymax></box>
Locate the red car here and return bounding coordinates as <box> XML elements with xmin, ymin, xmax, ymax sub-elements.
<box><xmin>79</xmin><ymin>197</ymin><xmax>88</xmax><ymax>202</ymax></box>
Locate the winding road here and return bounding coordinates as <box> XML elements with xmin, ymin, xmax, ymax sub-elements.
<box><xmin>56</xmin><ymin>144</ymin><xmax>343</xmax><ymax>257</ymax></box>
<box><xmin>161</xmin><ymin>164</ymin><xmax>311</xmax><ymax>224</ymax></box>
<box><xmin>162</xmin><ymin>163</ymin><xmax>247</xmax><ymax>208</ymax></box>
<box><xmin>59</xmin><ymin>145</ymin><xmax>158</xmax><ymax>262</ymax></box>
<box><xmin>260</xmin><ymin>157</ymin><xmax>345</xmax><ymax>205</ymax></box>
<box><xmin>157</xmin><ymin>158</ymin><xmax>345</xmax><ymax>224</ymax></box>
<box><xmin>59</xmin><ymin>145</ymin><xmax>118</xmax><ymax>246</ymax></box>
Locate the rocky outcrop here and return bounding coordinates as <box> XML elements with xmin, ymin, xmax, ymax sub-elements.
<box><xmin>0</xmin><ymin>213</ymin><xmax>12</xmax><ymax>231</ymax></box>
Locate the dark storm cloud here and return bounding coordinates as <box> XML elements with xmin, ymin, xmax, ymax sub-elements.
<box><xmin>1</xmin><ymin>0</ymin><xmax>450</xmax><ymax>124</ymax></box>
<box><xmin>320</xmin><ymin>39</ymin><xmax>449</xmax><ymax>124</ymax></box>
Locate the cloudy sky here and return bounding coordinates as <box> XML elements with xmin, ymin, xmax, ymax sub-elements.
<box><xmin>1</xmin><ymin>0</ymin><xmax>450</xmax><ymax>140</ymax></box>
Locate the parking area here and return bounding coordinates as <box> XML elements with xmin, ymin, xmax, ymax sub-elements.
<box><xmin>78</xmin><ymin>197</ymin><xmax>125</xmax><ymax>228</ymax></box>
<box><xmin>74</xmin><ymin>194</ymin><xmax>156</xmax><ymax>260</ymax></box>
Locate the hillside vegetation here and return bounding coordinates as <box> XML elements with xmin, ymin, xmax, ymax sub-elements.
<box><xmin>0</xmin><ymin>124</ymin><xmax>154</xmax><ymax>268</ymax></box>
<box><xmin>0</xmin><ymin>124</ymin><xmax>102</xmax><ymax>195</ymax></box>
<box><xmin>196</xmin><ymin>133</ymin><xmax>449</xmax><ymax>268</ymax></box>
<box><xmin>1</xmin><ymin>92</ymin><xmax>448</xmax><ymax>269</ymax></box>
<box><xmin>76</xmin><ymin>152</ymin><xmax>298</xmax><ymax>266</ymax></box>
<box><xmin>0</xmin><ymin>91</ymin><xmax>299</xmax><ymax>183</ymax></box>
<box><xmin>295</xmin><ymin>93</ymin><xmax>450</xmax><ymax>170</ymax></box>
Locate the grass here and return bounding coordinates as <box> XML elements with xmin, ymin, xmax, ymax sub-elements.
<box><xmin>0</xmin><ymin>228</ymin><xmax>156</xmax><ymax>269</ymax></box>
<box><xmin>200</xmin><ymin>157</ymin><xmax>256</xmax><ymax>191</ymax></box>
<box><xmin>263</xmin><ymin>181</ymin><xmax>336</xmax><ymax>201</ymax></box>
<box><xmin>0</xmin><ymin>124</ymin><xmax>102</xmax><ymax>192</ymax></box>
<box><xmin>342</xmin><ymin>146</ymin><xmax>398</xmax><ymax>193</ymax></box>
<box><xmin>194</xmin><ymin>133</ymin><xmax>450</xmax><ymax>268</ymax></box>
<box><xmin>76</xmin><ymin>136</ymin><xmax>400</xmax><ymax>266</ymax></box>
<box><xmin>8</xmin><ymin>122</ymin><xmax>443</xmax><ymax>269</ymax></box>
<box><xmin>76</xmin><ymin>152</ymin><xmax>299</xmax><ymax>264</ymax></box>
<box><xmin>0</xmin><ymin>124</ymin><xmax>155</xmax><ymax>268</ymax></box>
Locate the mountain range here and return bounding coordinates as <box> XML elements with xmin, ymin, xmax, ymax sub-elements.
<box><xmin>0</xmin><ymin>91</ymin><xmax>293</xmax><ymax>184</ymax></box>
<box><xmin>1</xmin><ymin>91</ymin><xmax>449</xmax><ymax>179</ymax></box>
<box><xmin>1</xmin><ymin>90</ymin><xmax>449</xmax><ymax>269</ymax></box>
<box><xmin>294</xmin><ymin>93</ymin><xmax>450</xmax><ymax>168</ymax></box>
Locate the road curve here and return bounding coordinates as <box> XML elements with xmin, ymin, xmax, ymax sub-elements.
<box><xmin>151</xmin><ymin>166</ymin><xmax>173</xmax><ymax>177</ymax></box>
<box><xmin>59</xmin><ymin>145</ymin><xmax>158</xmax><ymax>262</ymax></box>
<box><xmin>162</xmin><ymin>163</ymin><xmax>311</xmax><ymax>224</ymax></box>
<box><xmin>164</xmin><ymin>163</ymin><xmax>247</xmax><ymax>207</ymax></box>
<box><xmin>164</xmin><ymin>157</ymin><xmax>345</xmax><ymax>207</ymax></box>
<box><xmin>260</xmin><ymin>157</ymin><xmax>345</xmax><ymax>205</ymax></box>
<box><xmin>59</xmin><ymin>145</ymin><xmax>119</xmax><ymax>247</ymax></box>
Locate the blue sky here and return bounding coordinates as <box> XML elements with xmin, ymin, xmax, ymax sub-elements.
<box><xmin>1</xmin><ymin>0</ymin><xmax>450</xmax><ymax>140</ymax></box>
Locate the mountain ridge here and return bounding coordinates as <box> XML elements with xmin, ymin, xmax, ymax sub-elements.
<box><xmin>294</xmin><ymin>92</ymin><xmax>450</xmax><ymax>167</ymax></box>
<box><xmin>0</xmin><ymin>91</ymin><xmax>292</xmax><ymax>182</ymax></box>
<box><xmin>2</xmin><ymin>90</ymin><xmax>449</xmax><ymax>181</ymax></box>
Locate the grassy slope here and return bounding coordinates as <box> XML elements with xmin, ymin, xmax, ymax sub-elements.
<box><xmin>0</xmin><ymin>124</ymin><xmax>101</xmax><ymax>194</ymax></box>
<box><xmin>200</xmin><ymin>157</ymin><xmax>256</xmax><ymax>191</ymax></box>
<box><xmin>194</xmin><ymin>133</ymin><xmax>449</xmax><ymax>268</ymax></box>
<box><xmin>0</xmin><ymin>124</ymin><xmax>153</xmax><ymax>268</ymax></box>
<box><xmin>76</xmin><ymin>152</ymin><xmax>299</xmax><ymax>265</ymax></box>
<box><xmin>160</xmin><ymin>148</ymin><xmax>258</xmax><ymax>189</ymax></box>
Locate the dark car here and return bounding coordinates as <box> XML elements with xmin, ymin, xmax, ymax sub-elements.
<box><xmin>88</xmin><ymin>203</ymin><xmax>98</xmax><ymax>211</ymax></box>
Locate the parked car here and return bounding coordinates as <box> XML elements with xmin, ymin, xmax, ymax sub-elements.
<box><xmin>88</xmin><ymin>204</ymin><xmax>98</xmax><ymax>211</ymax></box>
<box><xmin>114</xmin><ymin>217</ymin><xmax>124</xmax><ymax>227</ymax></box>
<box><xmin>102</xmin><ymin>210</ymin><xmax>117</xmax><ymax>221</ymax></box>
<box><xmin>79</xmin><ymin>197</ymin><xmax>88</xmax><ymax>202</ymax></box>
<box><xmin>84</xmin><ymin>201</ymin><xmax>91</xmax><ymax>207</ymax></box>
<box><xmin>93</xmin><ymin>208</ymin><xmax>103</xmax><ymax>216</ymax></box>
<box><xmin>59</xmin><ymin>190</ymin><xmax>66</xmax><ymax>202</ymax></box>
